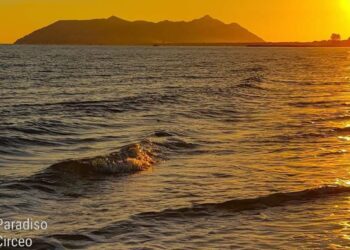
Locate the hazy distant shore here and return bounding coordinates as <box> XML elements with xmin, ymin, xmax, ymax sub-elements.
<box><xmin>248</xmin><ymin>40</ymin><xmax>350</xmax><ymax>47</ymax></box>
<box><xmin>9</xmin><ymin>42</ymin><xmax>350</xmax><ymax>47</ymax></box>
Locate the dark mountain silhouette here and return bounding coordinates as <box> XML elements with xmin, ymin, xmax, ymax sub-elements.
<box><xmin>15</xmin><ymin>15</ymin><xmax>264</xmax><ymax>45</ymax></box>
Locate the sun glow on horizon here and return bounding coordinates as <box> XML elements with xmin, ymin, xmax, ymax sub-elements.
<box><xmin>340</xmin><ymin>0</ymin><xmax>350</xmax><ymax>11</ymax></box>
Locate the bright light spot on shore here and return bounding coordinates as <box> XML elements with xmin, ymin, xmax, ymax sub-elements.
<box><xmin>338</xmin><ymin>136</ymin><xmax>350</xmax><ymax>141</ymax></box>
<box><xmin>336</xmin><ymin>179</ymin><xmax>350</xmax><ymax>186</ymax></box>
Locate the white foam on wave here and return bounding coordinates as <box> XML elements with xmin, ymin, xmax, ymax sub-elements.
<box><xmin>49</xmin><ymin>143</ymin><xmax>155</xmax><ymax>175</ymax></box>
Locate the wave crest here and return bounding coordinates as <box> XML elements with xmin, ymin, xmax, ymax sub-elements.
<box><xmin>24</xmin><ymin>185</ymin><xmax>350</xmax><ymax>249</ymax></box>
<box><xmin>49</xmin><ymin>143</ymin><xmax>155</xmax><ymax>175</ymax></box>
<box><xmin>212</xmin><ymin>185</ymin><xmax>350</xmax><ymax>211</ymax></box>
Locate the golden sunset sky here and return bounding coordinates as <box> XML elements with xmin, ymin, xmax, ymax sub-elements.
<box><xmin>1</xmin><ymin>0</ymin><xmax>350</xmax><ymax>44</ymax></box>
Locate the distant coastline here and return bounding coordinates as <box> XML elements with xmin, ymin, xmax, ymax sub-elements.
<box><xmin>11</xmin><ymin>18</ymin><xmax>350</xmax><ymax>47</ymax></box>
<box><xmin>248</xmin><ymin>41</ymin><xmax>350</xmax><ymax>48</ymax></box>
<box><xmin>11</xmin><ymin>42</ymin><xmax>350</xmax><ymax>47</ymax></box>
<box><xmin>155</xmin><ymin>41</ymin><xmax>350</xmax><ymax>47</ymax></box>
<box><xmin>14</xmin><ymin>15</ymin><xmax>264</xmax><ymax>45</ymax></box>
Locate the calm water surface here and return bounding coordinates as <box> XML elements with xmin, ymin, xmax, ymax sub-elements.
<box><xmin>1</xmin><ymin>46</ymin><xmax>350</xmax><ymax>249</ymax></box>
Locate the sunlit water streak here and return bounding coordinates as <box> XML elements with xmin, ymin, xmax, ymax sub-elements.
<box><xmin>1</xmin><ymin>45</ymin><xmax>350</xmax><ymax>249</ymax></box>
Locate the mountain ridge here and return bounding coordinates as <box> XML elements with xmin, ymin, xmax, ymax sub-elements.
<box><xmin>15</xmin><ymin>15</ymin><xmax>264</xmax><ymax>45</ymax></box>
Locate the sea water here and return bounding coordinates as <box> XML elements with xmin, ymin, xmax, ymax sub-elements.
<box><xmin>1</xmin><ymin>45</ymin><xmax>350</xmax><ymax>249</ymax></box>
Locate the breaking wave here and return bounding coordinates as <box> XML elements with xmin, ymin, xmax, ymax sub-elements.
<box><xmin>48</xmin><ymin>143</ymin><xmax>155</xmax><ymax>175</ymax></box>
<box><xmin>42</xmin><ymin>132</ymin><xmax>198</xmax><ymax>176</ymax></box>
<box><xmin>0</xmin><ymin>132</ymin><xmax>202</xmax><ymax>199</ymax></box>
